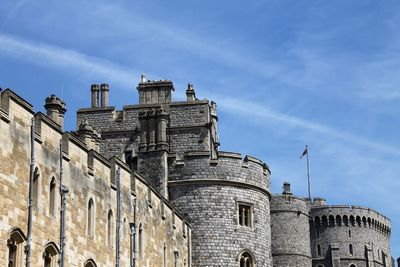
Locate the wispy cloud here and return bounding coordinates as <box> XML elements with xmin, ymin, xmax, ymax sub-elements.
<box><xmin>0</xmin><ymin>34</ymin><xmax>136</xmax><ymax>89</ymax></box>
<box><xmin>214</xmin><ymin>95</ymin><xmax>400</xmax><ymax>155</ymax></box>
<box><xmin>1</xmin><ymin>0</ymin><xmax>28</xmax><ymax>28</ymax></box>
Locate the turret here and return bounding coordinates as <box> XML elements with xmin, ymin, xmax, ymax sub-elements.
<box><xmin>44</xmin><ymin>94</ymin><xmax>67</xmax><ymax>130</ymax></box>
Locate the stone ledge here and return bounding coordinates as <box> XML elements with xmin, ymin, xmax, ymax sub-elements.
<box><xmin>168</xmin><ymin>179</ymin><xmax>271</xmax><ymax>200</ymax></box>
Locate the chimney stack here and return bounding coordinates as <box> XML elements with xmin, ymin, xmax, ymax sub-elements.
<box><xmin>100</xmin><ymin>83</ymin><xmax>109</xmax><ymax>107</ymax></box>
<box><xmin>313</xmin><ymin>197</ymin><xmax>327</xmax><ymax>206</ymax></box>
<box><xmin>141</xmin><ymin>74</ymin><xmax>147</xmax><ymax>83</ymax></box>
<box><xmin>91</xmin><ymin>84</ymin><xmax>99</xmax><ymax>108</ymax></box>
<box><xmin>44</xmin><ymin>94</ymin><xmax>67</xmax><ymax>130</ymax></box>
<box><xmin>186</xmin><ymin>83</ymin><xmax>196</xmax><ymax>102</ymax></box>
<box><xmin>282</xmin><ymin>182</ymin><xmax>292</xmax><ymax>195</ymax></box>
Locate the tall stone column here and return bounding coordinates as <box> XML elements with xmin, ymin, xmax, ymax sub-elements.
<box><xmin>156</xmin><ymin>107</ymin><xmax>168</xmax><ymax>150</ymax></box>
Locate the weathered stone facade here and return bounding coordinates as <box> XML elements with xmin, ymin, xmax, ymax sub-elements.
<box><xmin>0</xmin><ymin>77</ymin><xmax>395</xmax><ymax>267</ymax></box>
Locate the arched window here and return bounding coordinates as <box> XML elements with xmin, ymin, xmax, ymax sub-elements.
<box><xmin>43</xmin><ymin>242</ymin><xmax>59</xmax><ymax>267</ymax></box>
<box><xmin>321</xmin><ymin>216</ymin><xmax>328</xmax><ymax>227</ymax></box>
<box><xmin>138</xmin><ymin>223</ymin><xmax>143</xmax><ymax>257</ymax></box>
<box><xmin>107</xmin><ymin>210</ymin><xmax>114</xmax><ymax>248</ymax></box>
<box><xmin>343</xmin><ymin>215</ymin><xmax>349</xmax><ymax>226</ymax></box>
<box><xmin>329</xmin><ymin>215</ymin><xmax>335</xmax><ymax>227</ymax></box>
<box><xmin>315</xmin><ymin>217</ymin><xmax>321</xmax><ymax>228</ymax></box>
<box><xmin>356</xmin><ymin>216</ymin><xmax>361</xmax><ymax>226</ymax></box>
<box><xmin>317</xmin><ymin>245</ymin><xmax>322</xmax><ymax>257</ymax></box>
<box><xmin>350</xmin><ymin>216</ymin><xmax>355</xmax><ymax>226</ymax></box>
<box><xmin>84</xmin><ymin>259</ymin><xmax>97</xmax><ymax>267</ymax></box>
<box><xmin>49</xmin><ymin>177</ymin><xmax>56</xmax><ymax>216</ymax></box>
<box><xmin>239</xmin><ymin>251</ymin><xmax>254</xmax><ymax>267</ymax></box>
<box><xmin>336</xmin><ymin>215</ymin><xmax>342</xmax><ymax>226</ymax></box>
<box><xmin>87</xmin><ymin>198</ymin><xmax>95</xmax><ymax>237</ymax></box>
<box><xmin>33</xmin><ymin>167</ymin><xmax>40</xmax><ymax>207</ymax></box>
<box><xmin>350</xmin><ymin>264</ymin><xmax>356</xmax><ymax>267</ymax></box>
<box><xmin>7</xmin><ymin>228</ymin><xmax>26</xmax><ymax>267</ymax></box>
<box><xmin>349</xmin><ymin>244</ymin><xmax>354</xmax><ymax>256</ymax></box>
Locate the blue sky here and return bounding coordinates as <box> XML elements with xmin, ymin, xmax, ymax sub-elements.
<box><xmin>0</xmin><ymin>0</ymin><xmax>399</xmax><ymax>259</ymax></box>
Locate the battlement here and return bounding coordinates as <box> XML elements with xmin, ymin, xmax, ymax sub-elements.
<box><xmin>0</xmin><ymin>88</ymin><xmax>190</xmax><ymax>229</ymax></box>
<box><xmin>168</xmin><ymin>150</ymin><xmax>271</xmax><ymax>196</ymax></box>
<box><xmin>310</xmin><ymin>204</ymin><xmax>391</xmax><ymax>237</ymax></box>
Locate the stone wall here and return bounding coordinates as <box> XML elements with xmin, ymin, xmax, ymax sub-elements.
<box><xmin>270</xmin><ymin>194</ymin><xmax>311</xmax><ymax>267</ymax></box>
<box><xmin>310</xmin><ymin>204</ymin><xmax>392</xmax><ymax>267</ymax></box>
<box><xmin>168</xmin><ymin>152</ymin><xmax>272</xmax><ymax>266</ymax></box>
<box><xmin>0</xmin><ymin>89</ymin><xmax>190</xmax><ymax>267</ymax></box>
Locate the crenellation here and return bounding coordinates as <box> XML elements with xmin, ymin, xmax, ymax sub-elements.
<box><xmin>0</xmin><ymin>76</ymin><xmax>396</xmax><ymax>267</ymax></box>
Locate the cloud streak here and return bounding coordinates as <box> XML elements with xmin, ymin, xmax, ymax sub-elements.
<box><xmin>0</xmin><ymin>34</ymin><xmax>136</xmax><ymax>89</ymax></box>
<box><xmin>0</xmin><ymin>33</ymin><xmax>398</xmax><ymax>157</ymax></box>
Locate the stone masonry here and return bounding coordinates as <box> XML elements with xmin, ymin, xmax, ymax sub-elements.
<box><xmin>0</xmin><ymin>77</ymin><xmax>396</xmax><ymax>267</ymax></box>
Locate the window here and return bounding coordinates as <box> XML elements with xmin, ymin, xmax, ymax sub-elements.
<box><xmin>317</xmin><ymin>245</ymin><xmax>322</xmax><ymax>257</ymax></box>
<box><xmin>107</xmin><ymin>210</ymin><xmax>114</xmax><ymax>248</ymax></box>
<box><xmin>174</xmin><ymin>251</ymin><xmax>179</xmax><ymax>267</ymax></box>
<box><xmin>84</xmin><ymin>259</ymin><xmax>97</xmax><ymax>267</ymax></box>
<box><xmin>7</xmin><ymin>228</ymin><xmax>26</xmax><ymax>267</ymax></box>
<box><xmin>87</xmin><ymin>198</ymin><xmax>95</xmax><ymax>237</ymax></box>
<box><xmin>238</xmin><ymin>204</ymin><xmax>252</xmax><ymax>227</ymax></box>
<box><xmin>349</xmin><ymin>244</ymin><xmax>354</xmax><ymax>256</ymax></box>
<box><xmin>163</xmin><ymin>243</ymin><xmax>167</xmax><ymax>267</ymax></box>
<box><xmin>350</xmin><ymin>264</ymin><xmax>356</xmax><ymax>267</ymax></box>
<box><xmin>43</xmin><ymin>242</ymin><xmax>59</xmax><ymax>267</ymax></box>
<box><xmin>49</xmin><ymin>177</ymin><xmax>56</xmax><ymax>216</ymax></box>
<box><xmin>239</xmin><ymin>251</ymin><xmax>254</xmax><ymax>267</ymax></box>
<box><xmin>33</xmin><ymin>167</ymin><xmax>40</xmax><ymax>207</ymax></box>
<box><xmin>138</xmin><ymin>223</ymin><xmax>143</xmax><ymax>257</ymax></box>
<box><xmin>348</xmin><ymin>230</ymin><xmax>351</xmax><ymax>238</ymax></box>
<box><xmin>122</xmin><ymin>218</ymin><xmax>127</xmax><ymax>240</ymax></box>
<box><xmin>316</xmin><ymin>230</ymin><xmax>320</xmax><ymax>238</ymax></box>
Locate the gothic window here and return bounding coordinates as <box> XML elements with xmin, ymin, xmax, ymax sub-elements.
<box><xmin>43</xmin><ymin>242</ymin><xmax>59</xmax><ymax>267</ymax></box>
<box><xmin>33</xmin><ymin>167</ymin><xmax>40</xmax><ymax>207</ymax></box>
<box><xmin>317</xmin><ymin>245</ymin><xmax>322</xmax><ymax>257</ymax></box>
<box><xmin>49</xmin><ymin>177</ymin><xmax>56</xmax><ymax>216</ymax></box>
<box><xmin>7</xmin><ymin>228</ymin><xmax>26</xmax><ymax>267</ymax></box>
<box><xmin>87</xmin><ymin>198</ymin><xmax>95</xmax><ymax>237</ymax></box>
<box><xmin>349</xmin><ymin>244</ymin><xmax>354</xmax><ymax>256</ymax></box>
<box><xmin>239</xmin><ymin>251</ymin><xmax>254</xmax><ymax>267</ymax></box>
<box><xmin>84</xmin><ymin>259</ymin><xmax>97</xmax><ymax>267</ymax></box>
<box><xmin>107</xmin><ymin>210</ymin><xmax>114</xmax><ymax>248</ymax></box>
<box><xmin>238</xmin><ymin>204</ymin><xmax>252</xmax><ymax>227</ymax></box>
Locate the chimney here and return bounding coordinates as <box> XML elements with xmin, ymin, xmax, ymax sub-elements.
<box><xmin>100</xmin><ymin>83</ymin><xmax>109</xmax><ymax>107</ymax></box>
<box><xmin>44</xmin><ymin>94</ymin><xmax>67</xmax><ymax>130</ymax></box>
<box><xmin>141</xmin><ymin>74</ymin><xmax>147</xmax><ymax>83</ymax></box>
<box><xmin>91</xmin><ymin>84</ymin><xmax>99</xmax><ymax>108</ymax></box>
<box><xmin>282</xmin><ymin>182</ymin><xmax>292</xmax><ymax>195</ymax></box>
<box><xmin>397</xmin><ymin>257</ymin><xmax>399</xmax><ymax>267</ymax></box>
<box><xmin>186</xmin><ymin>83</ymin><xmax>196</xmax><ymax>102</ymax></box>
<box><xmin>313</xmin><ymin>197</ymin><xmax>327</xmax><ymax>206</ymax></box>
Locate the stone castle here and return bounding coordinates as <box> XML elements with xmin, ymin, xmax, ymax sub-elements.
<box><xmin>0</xmin><ymin>77</ymin><xmax>396</xmax><ymax>267</ymax></box>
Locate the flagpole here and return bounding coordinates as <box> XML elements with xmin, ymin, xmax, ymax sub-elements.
<box><xmin>306</xmin><ymin>145</ymin><xmax>311</xmax><ymax>200</ymax></box>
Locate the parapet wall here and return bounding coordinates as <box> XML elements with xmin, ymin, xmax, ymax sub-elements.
<box><xmin>168</xmin><ymin>151</ymin><xmax>271</xmax><ymax>192</ymax></box>
<box><xmin>310</xmin><ymin>205</ymin><xmax>391</xmax><ymax>267</ymax></box>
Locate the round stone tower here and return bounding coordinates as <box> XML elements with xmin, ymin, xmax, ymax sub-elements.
<box><xmin>310</xmin><ymin>201</ymin><xmax>392</xmax><ymax>267</ymax></box>
<box><xmin>168</xmin><ymin>151</ymin><xmax>272</xmax><ymax>267</ymax></box>
<box><xmin>270</xmin><ymin>182</ymin><xmax>312</xmax><ymax>267</ymax></box>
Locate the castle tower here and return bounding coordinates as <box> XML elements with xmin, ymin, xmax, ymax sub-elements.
<box><xmin>310</xmin><ymin>200</ymin><xmax>392</xmax><ymax>267</ymax></box>
<box><xmin>270</xmin><ymin>182</ymin><xmax>312</xmax><ymax>267</ymax></box>
<box><xmin>44</xmin><ymin>94</ymin><xmax>67</xmax><ymax>129</ymax></box>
